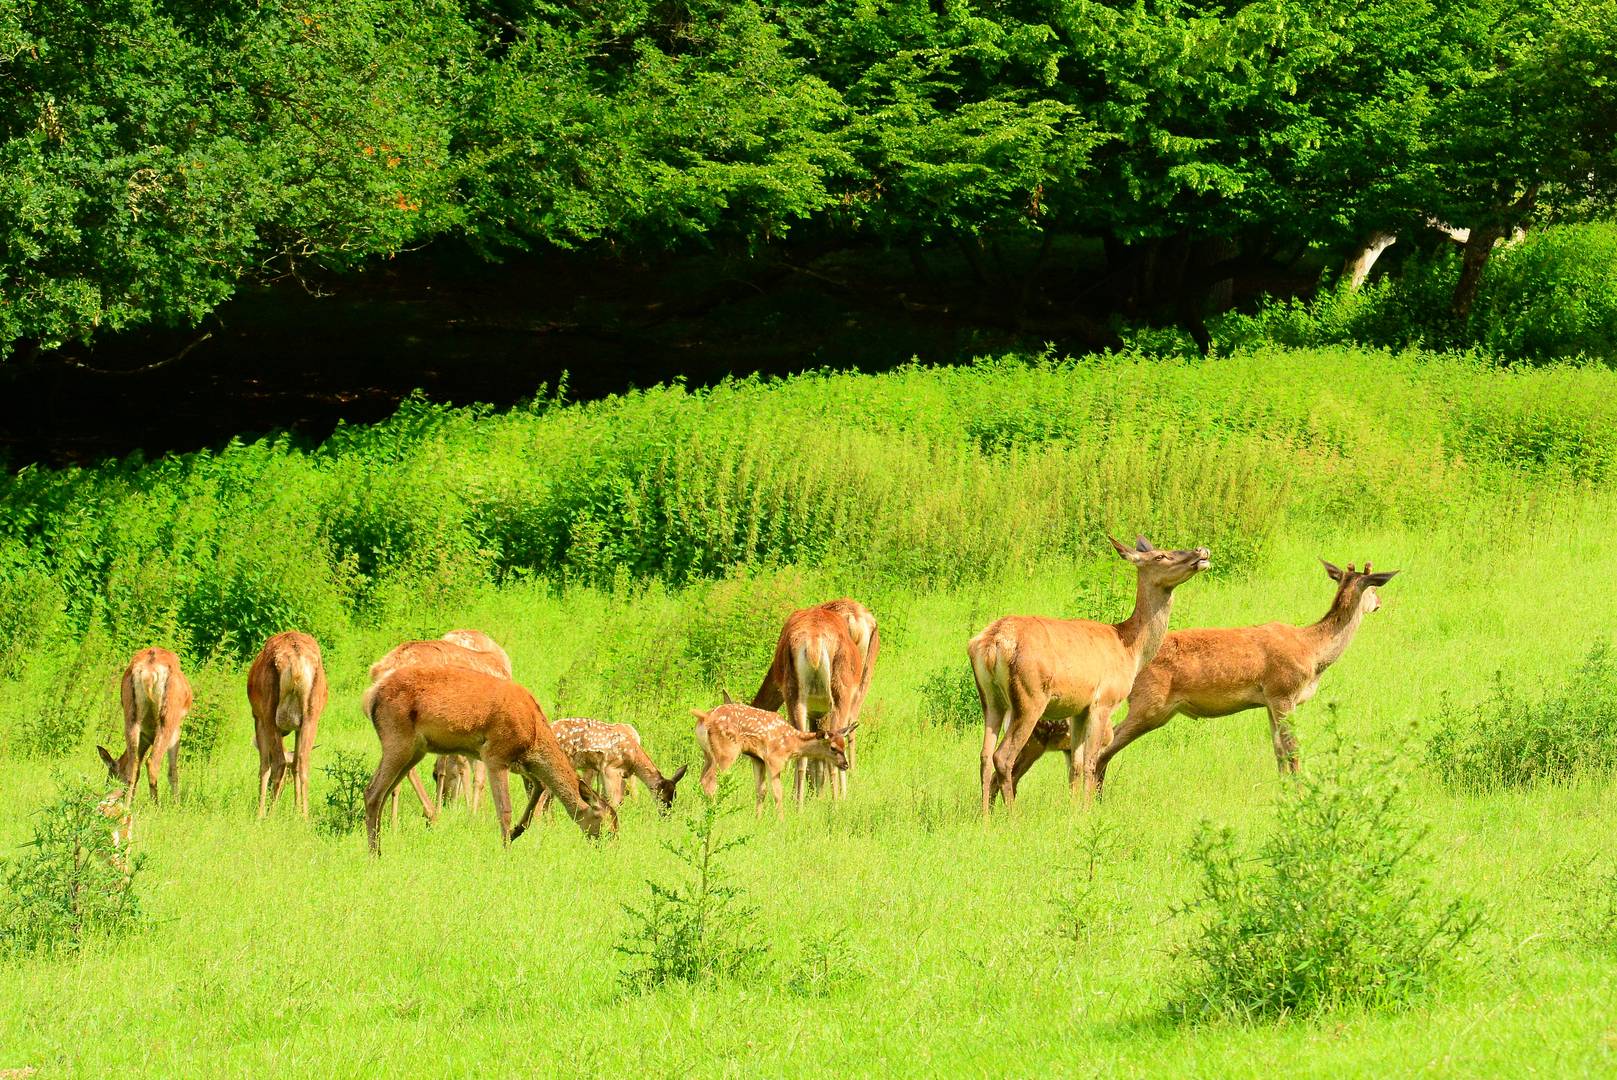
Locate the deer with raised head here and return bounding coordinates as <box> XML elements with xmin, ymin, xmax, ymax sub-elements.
<box><xmin>361</xmin><ymin>665</ymin><xmax>615</xmax><ymax>854</ymax></box>
<box><xmin>368</xmin><ymin>631</ymin><xmax>513</xmax><ymax>823</ymax></box>
<box><xmin>969</xmin><ymin>536</ymin><xmax>1210</xmax><ymax>815</ymax></box>
<box><xmin>692</xmin><ymin>700</ymin><xmax>855</xmax><ymax>819</ymax></box>
<box><xmin>98</xmin><ymin>647</ymin><xmax>192</xmax><ymax>806</ymax></box>
<box><xmin>247</xmin><ymin>631</ymin><xmax>329</xmax><ymax>818</ymax></box>
<box><xmin>1100</xmin><ymin>559</ymin><xmax>1397</xmax><ymax>787</ymax></box>
<box><xmin>751</xmin><ymin>598</ymin><xmax>878</xmax><ymax>803</ymax></box>
<box><xmin>541</xmin><ymin>718</ymin><xmax>688</xmax><ymax>812</ymax></box>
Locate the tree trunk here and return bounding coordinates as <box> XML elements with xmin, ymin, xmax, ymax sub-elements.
<box><xmin>1340</xmin><ymin>231</ymin><xmax>1398</xmax><ymax>292</ymax></box>
<box><xmin>1451</xmin><ymin>224</ymin><xmax>1503</xmax><ymax>319</ymax></box>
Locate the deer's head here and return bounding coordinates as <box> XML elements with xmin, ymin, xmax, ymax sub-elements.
<box><xmin>1109</xmin><ymin>535</ymin><xmax>1211</xmax><ymax>590</ymax></box>
<box><xmin>1322</xmin><ymin>560</ymin><xmax>1399</xmax><ymax>614</ymax></box>
<box><xmin>654</xmin><ymin>765</ymin><xmax>689</xmax><ymax>810</ymax></box>
<box><xmin>576</xmin><ymin>779</ymin><xmax>619</xmax><ymax>838</ymax></box>
<box><xmin>809</xmin><ymin>723</ymin><xmax>858</xmax><ymax>771</ymax></box>
<box><xmin>96</xmin><ymin>744</ymin><xmax>131</xmax><ymax>786</ymax></box>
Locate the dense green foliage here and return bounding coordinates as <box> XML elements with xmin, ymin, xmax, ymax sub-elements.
<box><xmin>1217</xmin><ymin>222</ymin><xmax>1617</xmax><ymax>362</ymax></box>
<box><xmin>1174</xmin><ymin>733</ymin><xmax>1478</xmax><ymax>1020</ymax></box>
<box><xmin>1</xmin><ymin>778</ymin><xmax>142</xmax><ymax>957</ymax></box>
<box><xmin>1427</xmin><ymin>645</ymin><xmax>1617</xmax><ymax>792</ymax></box>
<box><xmin>5</xmin><ymin>0</ymin><xmax>1615</xmax><ymax>352</ymax></box>
<box><xmin>2</xmin><ymin>348</ymin><xmax>1611</xmax><ymax>676</ymax></box>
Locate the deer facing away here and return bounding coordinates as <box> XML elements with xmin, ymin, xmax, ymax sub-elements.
<box><xmin>969</xmin><ymin>536</ymin><xmax>1209</xmax><ymax>814</ymax></box>
<box><xmin>540</xmin><ymin>718</ymin><xmax>688</xmax><ymax>812</ymax></box>
<box><xmin>693</xmin><ymin>701</ymin><xmax>854</xmax><ymax>818</ymax></box>
<box><xmin>1014</xmin><ymin>561</ymin><xmax>1399</xmax><ymax>791</ymax></box>
<box><xmin>362</xmin><ymin>665</ymin><xmax>615</xmax><ymax>854</ymax></box>
<box><xmin>751</xmin><ymin>598</ymin><xmax>878</xmax><ymax>803</ymax></box>
<box><xmin>247</xmin><ymin>631</ymin><xmax>329</xmax><ymax>819</ymax></box>
<box><xmin>99</xmin><ymin>647</ymin><xmax>193</xmax><ymax>806</ymax></box>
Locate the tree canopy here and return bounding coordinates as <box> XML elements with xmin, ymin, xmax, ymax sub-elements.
<box><xmin>3</xmin><ymin>0</ymin><xmax>1615</xmax><ymax>353</ymax></box>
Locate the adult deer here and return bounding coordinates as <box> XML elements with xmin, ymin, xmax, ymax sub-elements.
<box><xmin>537</xmin><ymin>718</ymin><xmax>688</xmax><ymax>812</ymax></box>
<box><xmin>362</xmin><ymin>665</ymin><xmax>615</xmax><ymax>854</ymax></box>
<box><xmin>969</xmin><ymin>536</ymin><xmax>1209</xmax><ymax>814</ymax></box>
<box><xmin>693</xmin><ymin>701</ymin><xmax>855</xmax><ymax>819</ymax></box>
<box><xmin>368</xmin><ymin>631</ymin><xmax>513</xmax><ymax>823</ymax></box>
<box><xmin>751</xmin><ymin>599</ymin><xmax>878</xmax><ymax>803</ymax></box>
<box><xmin>98</xmin><ymin>647</ymin><xmax>192</xmax><ymax>806</ymax></box>
<box><xmin>1013</xmin><ymin>562</ymin><xmax>1400</xmax><ymax>791</ymax></box>
<box><xmin>247</xmin><ymin>631</ymin><xmax>329</xmax><ymax>818</ymax></box>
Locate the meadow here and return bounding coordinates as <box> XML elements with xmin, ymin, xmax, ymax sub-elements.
<box><xmin>2</xmin><ymin>346</ymin><xmax>1617</xmax><ymax>1076</ymax></box>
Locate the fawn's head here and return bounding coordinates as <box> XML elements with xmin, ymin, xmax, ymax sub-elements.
<box><xmin>1323</xmin><ymin>560</ymin><xmax>1400</xmax><ymax>614</ymax></box>
<box><xmin>654</xmin><ymin>765</ymin><xmax>689</xmax><ymax>810</ymax></box>
<box><xmin>577</xmin><ymin>780</ymin><xmax>619</xmax><ymax>838</ymax></box>
<box><xmin>95</xmin><ymin>744</ymin><xmax>129</xmax><ymax>785</ymax></box>
<box><xmin>1109</xmin><ymin>535</ymin><xmax>1211</xmax><ymax>590</ymax></box>
<box><xmin>806</xmin><ymin>723</ymin><xmax>858</xmax><ymax>771</ymax></box>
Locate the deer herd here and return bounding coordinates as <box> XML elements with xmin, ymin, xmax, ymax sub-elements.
<box><xmin>93</xmin><ymin>536</ymin><xmax>1399</xmax><ymax>854</ymax></box>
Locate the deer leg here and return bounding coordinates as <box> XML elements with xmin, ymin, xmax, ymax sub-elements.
<box><xmin>144</xmin><ymin>742</ymin><xmax>162</xmax><ymax>804</ymax></box>
<box><xmin>363</xmin><ymin>747</ymin><xmax>417</xmax><ymax>856</ymax></box>
<box><xmin>165</xmin><ymin>738</ymin><xmax>181</xmax><ymax>801</ymax></box>
<box><xmin>511</xmin><ymin>767</ymin><xmax>549</xmax><ymax>840</ymax></box>
<box><xmin>603</xmin><ymin>767</ymin><xmax>628</xmax><ymax>810</ymax></box>
<box><xmin>768</xmin><ymin>762</ymin><xmax>787</xmax><ymax>820</ymax></box>
<box><xmin>487</xmin><ymin>766</ymin><xmax>515</xmax><ymax>843</ymax></box>
<box><xmin>978</xmin><ymin>692</ymin><xmax>1006</xmax><ymax>818</ymax></box>
<box><xmin>1063</xmin><ymin>709</ymin><xmax>1092</xmax><ymax>798</ymax></box>
<box><xmin>788</xmin><ymin>692</ymin><xmax>811</xmax><ymax>807</ymax></box>
<box><xmin>1082</xmin><ymin>703</ymin><xmax>1116</xmax><ymax>804</ymax></box>
<box><xmin>256</xmin><ymin>727</ymin><xmax>280</xmax><ymax>818</ymax></box>
<box><xmin>1267</xmin><ymin>704</ymin><xmax>1301</xmax><ymax>774</ymax></box>
<box><xmin>1093</xmin><ymin>701</ymin><xmax>1174</xmax><ymax>795</ymax></box>
<box><xmin>406</xmin><ymin>766</ymin><xmax>439</xmax><ymax>824</ymax></box>
<box><xmin>992</xmin><ymin>686</ymin><xmax>1049</xmax><ymax>809</ymax></box>
<box><xmin>294</xmin><ymin>717</ymin><xmax>317</xmax><ymax>819</ymax></box>
<box><xmin>470</xmin><ymin>759</ymin><xmax>487</xmax><ymax>815</ymax></box>
<box><xmin>751</xmin><ymin>757</ymin><xmax>768</xmax><ymax>816</ymax></box>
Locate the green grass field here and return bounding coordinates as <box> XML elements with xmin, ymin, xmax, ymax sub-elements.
<box><xmin>3</xmin><ymin>348</ymin><xmax>1617</xmax><ymax>1076</ymax></box>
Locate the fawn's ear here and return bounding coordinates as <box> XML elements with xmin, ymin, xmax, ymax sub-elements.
<box><xmin>669</xmin><ymin>765</ymin><xmax>689</xmax><ymax>784</ymax></box>
<box><xmin>97</xmin><ymin>745</ymin><xmax>117</xmax><ymax>770</ymax></box>
<box><xmin>691</xmin><ymin>708</ymin><xmax>709</xmax><ymax>721</ymax></box>
<box><xmin>721</xmin><ymin>688</ymin><xmax>737</xmax><ymax>705</ymax></box>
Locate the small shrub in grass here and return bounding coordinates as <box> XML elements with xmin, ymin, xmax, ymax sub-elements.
<box><xmin>1549</xmin><ymin>858</ymin><xmax>1617</xmax><ymax>957</ymax></box>
<box><xmin>617</xmin><ymin>775</ymin><xmax>765</xmax><ymax>993</ymax></box>
<box><xmin>1</xmin><ymin>778</ymin><xmax>143</xmax><ymax>956</ymax></box>
<box><xmin>315</xmin><ymin>750</ymin><xmax>371</xmax><ymax>838</ymax></box>
<box><xmin>1171</xmin><ymin>730</ymin><xmax>1478</xmax><ymax>1021</ymax></box>
<box><xmin>919</xmin><ymin>663</ymin><xmax>979</xmax><ymax>731</ymax></box>
<box><xmin>1426</xmin><ymin>645</ymin><xmax>1617</xmax><ymax>791</ymax></box>
<box><xmin>784</xmin><ymin>928</ymin><xmax>867</xmax><ymax>997</ymax></box>
<box><xmin>17</xmin><ymin>627</ymin><xmax>115</xmax><ymax>759</ymax></box>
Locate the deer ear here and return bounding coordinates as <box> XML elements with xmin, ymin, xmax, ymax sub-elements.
<box><xmin>691</xmin><ymin>709</ymin><xmax>709</xmax><ymax>721</ymax></box>
<box><xmin>1108</xmin><ymin>535</ymin><xmax>1142</xmax><ymax>562</ymax></box>
<box><xmin>669</xmin><ymin>765</ymin><xmax>688</xmax><ymax>784</ymax></box>
<box><xmin>1321</xmin><ymin>559</ymin><xmax>1344</xmax><ymax>582</ymax></box>
<box><xmin>1365</xmin><ymin>570</ymin><xmax>1400</xmax><ymax>586</ymax></box>
<box><xmin>1135</xmin><ymin>535</ymin><xmax>1154</xmax><ymax>552</ymax></box>
<box><xmin>97</xmin><ymin>745</ymin><xmax>117</xmax><ymax>770</ymax></box>
<box><xmin>841</xmin><ymin>722</ymin><xmax>860</xmax><ymax>737</ymax></box>
<box><xmin>721</xmin><ymin>689</ymin><xmax>737</xmax><ymax>705</ymax></box>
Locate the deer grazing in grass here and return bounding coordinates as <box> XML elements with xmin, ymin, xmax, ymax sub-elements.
<box><xmin>368</xmin><ymin>631</ymin><xmax>512</xmax><ymax>823</ymax></box>
<box><xmin>247</xmin><ymin>631</ymin><xmax>329</xmax><ymax>819</ymax></box>
<box><xmin>433</xmin><ymin>752</ymin><xmax>487</xmax><ymax>813</ymax></box>
<box><xmin>693</xmin><ymin>700</ymin><xmax>855</xmax><ymax>819</ymax></box>
<box><xmin>751</xmin><ymin>599</ymin><xmax>878</xmax><ymax>803</ymax></box>
<box><xmin>361</xmin><ymin>665</ymin><xmax>616</xmax><ymax>854</ymax></box>
<box><xmin>98</xmin><ymin>647</ymin><xmax>193</xmax><ymax>807</ymax></box>
<box><xmin>1013</xmin><ymin>560</ymin><xmax>1399</xmax><ymax>793</ymax></box>
<box><xmin>540</xmin><ymin>718</ymin><xmax>688</xmax><ymax>812</ymax></box>
<box><xmin>969</xmin><ymin>536</ymin><xmax>1210</xmax><ymax>815</ymax></box>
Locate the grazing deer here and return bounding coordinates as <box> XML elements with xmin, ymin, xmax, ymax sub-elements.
<box><xmin>751</xmin><ymin>599</ymin><xmax>878</xmax><ymax>803</ymax></box>
<box><xmin>98</xmin><ymin>647</ymin><xmax>192</xmax><ymax>806</ymax></box>
<box><xmin>361</xmin><ymin>665</ymin><xmax>615</xmax><ymax>854</ymax></box>
<box><xmin>969</xmin><ymin>536</ymin><xmax>1210</xmax><ymax>814</ymax></box>
<box><xmin>433</xmin><ymin>752</ymin><xmax>487</xmax><ymax>812</ymax></box>
<box><xmin>692</xmin><ymin>701</ymin><xmax>855</xmax><ymax>819</ymax></box>
<box><xmin>541</xmin><ymin>718</ymin><xmax>688</xmax><ymax>812</ymax></box>
<box><xmin>368</xmin><ymin>632</ymin><xmax>513</xmax><ymax>824</ymax></box>
<box><xmin>247</xmin><ymin>631</ymin><xmax>329</xmax><ymax>819</ymax></box>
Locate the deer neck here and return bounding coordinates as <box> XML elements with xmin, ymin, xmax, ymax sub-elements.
<box><xmin>623</xmin><ymin>743</ymin><xmax>664</xmax><ymax>791</ymax></box>
<box><xmin>1114</xmin><ymin>577</ymin><xmax>1177</xmax><ymax>674</ymax></box>
<box><xmin>1306</xmin><ymin>591</ymin><xmax>1366</xmax><ymax>672</ymax></box>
